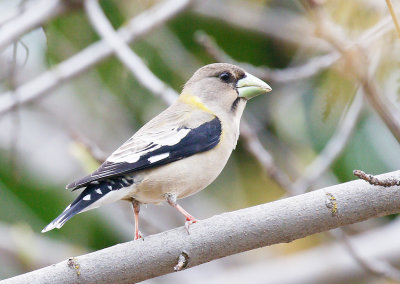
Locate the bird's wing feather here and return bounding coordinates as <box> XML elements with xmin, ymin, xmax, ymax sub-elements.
<box><xmin>67</xmin><ymin>110</ymin><xmax>221</xmax><ymax>190</ymax></box>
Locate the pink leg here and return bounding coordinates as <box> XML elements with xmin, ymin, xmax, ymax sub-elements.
<box><xmin>131</xmin><ymin>199</ymin><xmax>143</xmax><ymax>240</ymax></box>
<box><xmin>165</xmin><ymin>193</ymin><xmax>198</xmax><ymax>233</ymax></box>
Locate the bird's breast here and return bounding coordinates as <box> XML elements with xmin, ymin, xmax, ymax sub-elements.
<box><xmin>130</xmin><ymin>135</ymin><xmax>235</xmax><ymax>204</ymax></box>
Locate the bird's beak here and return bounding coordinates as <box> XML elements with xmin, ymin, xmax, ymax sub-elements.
<box><xmin>237</xmin><ymin>72</ymin><xmax>272</xmax><ymax>100</ymax></box>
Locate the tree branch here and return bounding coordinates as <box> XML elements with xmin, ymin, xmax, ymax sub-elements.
<box><xmin>309</xmin><ymin>4</ymin><xmax>400</xmax><ymax>143</ymax></box>
<box><xmin>0</xmin><ymin>0</ymin><xmax>192</xmax><ymax>115</ymax></box>
<box><xmin>5</xmin><ymin>170</ymin><xmax>400</xmax><ymax>283</ymax></box>
<box><xmin>190</xmin><ymin>218</ymin><xmax>400</xmax><ymax>284</ymax></box>
<box><xmin>292</xmin><ymin>87</ymin><xmax>364</xmax><ymax>194</ymax></box>
<box><xmin>0</xmin><ymin>0</ymin><xmax>79</xmax><ymax>51</ymax></box>
<box><xmin>240</xmin><ymin>120</ymin><xmax>296</xmax><ymax>193</ymax></box>
<box><xmin>83</xmin><ymin>0</ymin><xmax>178</xmax><ymax>105</ymax></box>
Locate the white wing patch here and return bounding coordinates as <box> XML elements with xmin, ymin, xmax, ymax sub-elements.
<box><xmin>107</xmin><ymin>128</ymin><xmax>190</xmax><ymax>164</ymax></box>
<box><xmin>148</xmin><ymin>152</ymin><xmax>170</xmax><ymax>163</ymax></box>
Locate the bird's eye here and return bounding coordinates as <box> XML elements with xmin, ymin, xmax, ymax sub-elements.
<box><xmin>219</xmin><ymin>72</ymin><xmax>231</xmax><ymax>82</ymax></box>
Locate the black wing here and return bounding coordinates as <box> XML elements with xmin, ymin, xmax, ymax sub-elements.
<box><xmin>67</xmin><ymin>117</ymin><xmax>222</xmax><ymax>189</ymax></box>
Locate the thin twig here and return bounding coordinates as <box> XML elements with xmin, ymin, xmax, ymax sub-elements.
<box><xmin>240</xmin><ymin>121</ymin><xmax>295</xmax><ymax>193</ymax></box>
<box><xmin>385</xmin><ymin>0</ymin><xmax>400</xmax><ymax>39</ymax></box>
<box><xmin>0</xmin><ymin>0</ymin><xmax>192</xmax><ymax>116</ymax></box>
<box><xmin>291</xmin><ymin>87</ymin><xmax>363</xmax><ymax>194</ymax></box>
<box><xmin>353</xmin><ymin>170</ymin><xmax>400</xmax><ymax>187</ymax></box>
<box><xmin>309</xmin><ymin>4</ymin><xmax>400</xmax><ymax>143</ymax></box>
<box><xmin>360</xmin><ymin>78</ymin><xmax>400</xmax><ymax>143</ymax></box>
<box><xmin>69</xmin><ymin>131</ymin><xmax>108</xmax><ymax>164</ymax></box>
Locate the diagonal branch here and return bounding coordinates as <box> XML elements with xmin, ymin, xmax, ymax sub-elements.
<box><xmin>5</xmin><ymin>170</ymin><xmax>400</xmax><ymax>283</ymax></box>
<box><xmin>240</xmin><ymin>120</ymin><xmax>295</xmax><ymax>193</ymax></box>
<box><xmin>83</xmin><ymin>0</ymin><xmax>178</xmax><ymax>105</ymax></box>
<box><xmin>292</xmin><ymin>87</ymin><xmax>364</xmax><ymax>194</ymax></box>
<box><xmin>0</xmin><ymin>0</ymin><xmax>192</xmax><ymax>116</ymax></box>
<box><xmin>309</xmin><ymin>4</ymin><xmax>400</xmax><ymax>143</ymax></box>
<box><xmin>385</xmin><ymin>0</ymin><xmax>400</xmax><ymax>39</ymax></box>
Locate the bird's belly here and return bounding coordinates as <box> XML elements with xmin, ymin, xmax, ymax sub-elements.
<box><xmin>130</xmin><ymin>143</ymin><xmax>233</xmax><ymax>204</ymax></box>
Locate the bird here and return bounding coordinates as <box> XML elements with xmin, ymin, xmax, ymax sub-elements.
<box><xmin>42</xmin><ymin>63</ymin><xmax>272</xmax><ymax>239</ymax></box>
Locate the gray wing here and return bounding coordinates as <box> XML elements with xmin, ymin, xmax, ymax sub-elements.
<box><xmin>67</xmin><ymin>110</ymin><xmax>221</xmax><ymax>190</ymax></box>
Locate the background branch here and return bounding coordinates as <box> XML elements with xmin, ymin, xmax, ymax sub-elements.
<box><xmin>0</xmin><ymin>0</ymin><xmax>79</xmax><ymax>51</ymax></box>
<box><xmin>0</xmin><ymin>0</ymin><xmax>192</xmax><ymax>115</ymax></box>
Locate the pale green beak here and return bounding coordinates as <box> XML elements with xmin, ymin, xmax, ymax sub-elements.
<box><xmin>237</xmin><ymin>72</ymin><xmax>272</xmax><ymax>100</ymax></box>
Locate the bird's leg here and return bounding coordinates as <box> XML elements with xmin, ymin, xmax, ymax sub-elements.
<box><xmin>164</xmin><ymin>193</ymin><xmax>198</xmax><ymax>234</ymax></box>
<box><xmin>131</xmin><ymin>199</ymin><xmax>143</xmax><ymax>240</ymax></box>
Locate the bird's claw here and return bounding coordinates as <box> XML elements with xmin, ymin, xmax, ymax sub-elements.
<box><xmin>134</xmin><ymin>230</ymin><xmax>143</xmax><ymax>240</ymax></box>
<box><xmin>184</xmin><ymin>218</ymin><xmax>198</xmax><ymax>234</ymax></box>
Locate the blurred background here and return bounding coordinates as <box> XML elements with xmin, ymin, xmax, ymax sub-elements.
<box><xmin>0</xmin><ymin>0</ymin><xmax>400</xmax><ymax>283</ymax></box>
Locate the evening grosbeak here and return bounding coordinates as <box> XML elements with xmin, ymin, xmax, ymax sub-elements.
<box><xmin>42</xmin><ymin>63</ymin><xmax>272</xmax><ymax>239</ymax></box>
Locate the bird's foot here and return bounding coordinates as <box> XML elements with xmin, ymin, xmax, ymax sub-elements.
<box><xmin>184</xmin><ymin>217</ymin><xmax>198</xmax><ymax>234</ymax></box>
<box><xmin>134</xmin><ymin>230</ymin><xmax>143</xmax><ymax>240</ymax></box>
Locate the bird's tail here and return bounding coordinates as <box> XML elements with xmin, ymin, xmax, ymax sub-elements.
<box><xmin>41</xmin><ymin>178</ymin><xmax>124</xmax><ymax>233</ymax></box>
<box><xmin>41</xmin><ymin>185</ymin><xmax>100</xmax><ymax>233</ymax></box>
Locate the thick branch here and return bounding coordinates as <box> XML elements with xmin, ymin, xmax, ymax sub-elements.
<box><xmin>4</xmin><ymin>170</ymin><xmax>400</xmax><ymax>283</ymax></box>
<box><xmin>192</xmin><ymin>219</ymin><xmax>400</xmax><ymax>284</ymax></box>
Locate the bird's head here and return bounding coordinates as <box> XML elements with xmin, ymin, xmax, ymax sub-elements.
<box><xmin>181</xmin><ymin>63</ymin><xmax>271</xmax><ymax>117</ymax></box>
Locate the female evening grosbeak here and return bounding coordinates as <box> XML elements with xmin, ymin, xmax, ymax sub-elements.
<box><xmin>42</xmin><ymin>63</ymin><xmax>272</xmax><ymax>239</ymax></box>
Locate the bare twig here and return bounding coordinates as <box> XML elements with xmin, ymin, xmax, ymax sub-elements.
<box><xmin>353</xmin><ymin>170</ymin><xmax>400</xmax><ymax>187</ymax></box>
<box><xmin>69</xmin><ymin>131</ymin><xmax>107</xmax><ymax>164</ymax></box>
<box><xmin>5</xmin><ymin>170</ymin><xmax>400</xmax><ymax>283</ymax></box>
<box><xmin>292</xmin><ymin>88</ymin><xmax>364</xmax><ymax>194</ymax></box>
<box><xmin>360</xmin><ymin>78</ymin><xmax>400</xmax><ymax>143</ymax></box>
<box><xmin>240</xmin><ymin>121</ymin><xmax>295</xmax><ymax>193</ymax></box>
<box><xmin>386</xmin><ymin>0</ymin><xmax>400</xmax><ymax>39</ymax></box>
<box><xmin>84</xmin><ymin>0</ymin><xmax>178</xmax><ymax>105</ymax></box>
<box><xmin>0</xmin><ymin>0</ymin><xmax>192</xmax><ymax>116</ymax></box>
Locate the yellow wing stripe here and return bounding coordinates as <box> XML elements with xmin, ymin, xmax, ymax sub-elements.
<box><xmin>179</xmin><ymin>93</ymin><xmax>213</xmax><ymax>114</ymax></box>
